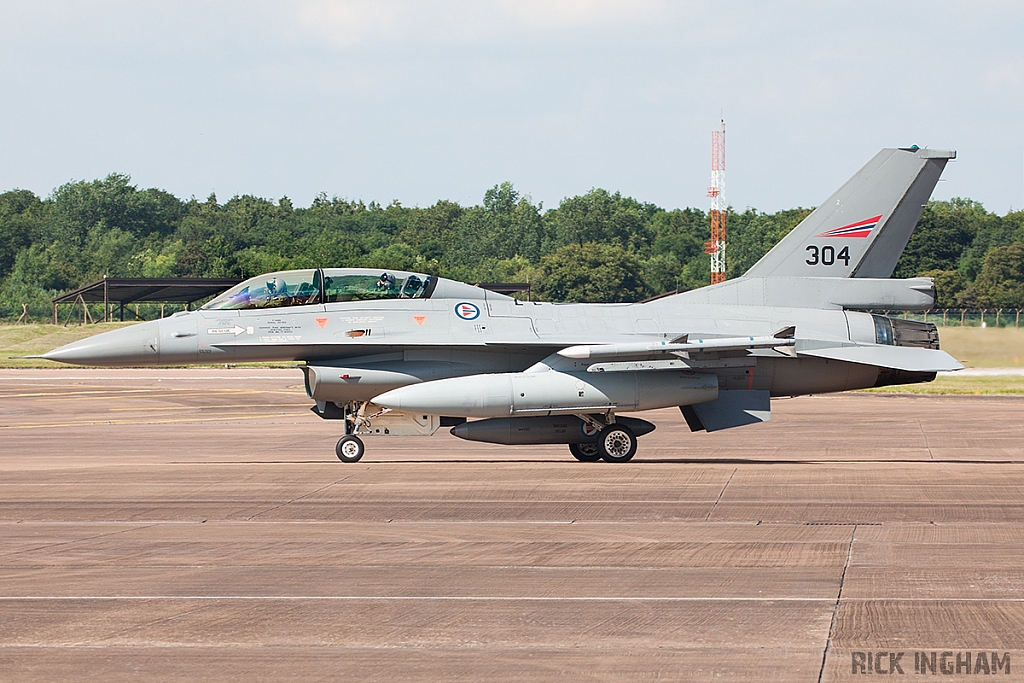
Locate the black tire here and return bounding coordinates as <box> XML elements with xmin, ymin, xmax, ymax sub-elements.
<box><xmin>568</xmin><ymin>442</ymin><xmax>602</xmax><ymax>462</ymax></box>
<box><xmin>336</xmin><ymin>435</ymin><xmax>365</xmax><ymax>462</ymax></box>
<box><xmin>598</xmin><ymin>425</ymin><xmax>637</xmax><ymax>463</ymax></box>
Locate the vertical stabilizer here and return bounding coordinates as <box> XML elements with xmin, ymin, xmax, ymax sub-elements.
<box><xmin>743</xmin><ymin>147</ymin><xmax>955</xmax><ymax>279</ymax></box>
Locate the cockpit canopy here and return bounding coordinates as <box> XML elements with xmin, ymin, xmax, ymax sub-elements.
<box><xmin>202</xmin><ymin>269</ymin><xmax>434</xmax><ymax>310</ymax></box>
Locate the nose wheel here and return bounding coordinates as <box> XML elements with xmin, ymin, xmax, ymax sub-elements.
<box><xmin>336</xmin><ymin>435</ymin><xmax>365</xmax><ymax>462</ymax></box>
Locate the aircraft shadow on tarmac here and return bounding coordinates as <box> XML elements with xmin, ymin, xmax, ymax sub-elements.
<box><xmin>178</xmin><ymin>457</ymin><xmax>1024</xmax><ymax>466</ymax></box>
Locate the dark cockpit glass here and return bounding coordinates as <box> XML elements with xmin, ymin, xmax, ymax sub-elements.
<box><xmin>202</xmin><ymin>270</ymin><xmax>321</xmax><ymax>310</ymax></box>
<box><xmin>322</xmin><ymin>271</ymin><xmax>430</xmax><ymax>302</ymax></box>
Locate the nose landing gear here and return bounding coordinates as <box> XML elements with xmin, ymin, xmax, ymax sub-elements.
<box><xmin>336</xmin><ymin>435</ymin><xmax>365</xmax><ymax>462</ymax></box>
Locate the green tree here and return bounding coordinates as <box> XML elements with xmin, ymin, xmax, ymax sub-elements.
<box><xmin>84</xmin><ymin>223</ymin><xmax>137</xmax><ymax>278</ymax></box>
<box><xmin>918</xmin><ymin>269</ymin><xmax>963</xmax><ymax>308</ymax></box>
<box><xmin>11</xmin><ymin>168</ymin><xmax>1024</xmax><ymax>320</ymax></box>
<box><xmin>895</xmin><ymin>199</ymin><xmax>982</xmax><ymax>278</ymax></box>
<box><xmin>0</xmin><ymin>189</ymin><xmax>46</xmax><ymax>279</ymax></box>
<box><xmin>400</xmin><ymin>200</ymin><xmax>463</xmax><ymax>256</ymax></box>
<box><xmin>649</xmin><ymin>208</ymin><xmax>707</xmax><ymax>265</ymax></box>
<box><xmin>1004</xmin><ymin>211</ymin><xmax>1024</xmax><ymax>244</ymax></box>
<box><xmin>959</xmin><ymin>243</ymin><xmax>1024</xmax><ymax>308</ymax></box>
<box><xmin>534</xmin><ymin>242</ymin><xmax>647</xmax><ymax>303</ymax></box>
<box><xmin>443</xmin><ymin>183</ymin><xmax>543</xmax><ymax>268</ymax></box>
<box><xmin>726</xmin><ymin>207</ymin><xmax>811</xmax><ymax>278</ymax></box>
<box><xmin>641</xmin><ymin>253</ymin><xmax>683</xmax><ymax>295</ymax></box>
<box><xmin>296</xmin><ymin>231</ymin><xmax>362</xmax><ymax>269</ymax></box>
<box><xmin>47</xmin><ymin>173</ymin><xmax>184</xmax><ymax>245</ymax></box>
<box><xmin>678</xmin><ymin>253</ymin><xmax>712</xmax><ymax>291</ymax></box>
<box><xmin>364</xmin><ymin>242</ymin><xmax>422</xmax><ymax>272</ymax></box>
<box><xmin>128</xmin><ymin>239</ymin><xmax>183</xmax><ymax>278</ymax></box>
<box><xmin>546</xmin><ymin>189</ymin><xmax>655</xmax><ymax>251</ymax></box>
<box><xmin>36</xmin><ymin>174</ymin><xmax>186</xmax><ymax>287</ymax></box>
<box><xmin>0</xmin><ymin>245</ymin><xmax>56</xmax><ymax>318</ymax></box>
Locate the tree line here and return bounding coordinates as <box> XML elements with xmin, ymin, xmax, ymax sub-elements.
<box><xmin>1</xmin><ymin>173</ymin><xmax>1023</xmax><ymax>319</ymax></box>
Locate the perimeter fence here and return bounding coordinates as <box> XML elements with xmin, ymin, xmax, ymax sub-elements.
<box><xmin>10</xmin><ymin>301</ymin><xmax>192</xmax><ymax>325</ymax></box>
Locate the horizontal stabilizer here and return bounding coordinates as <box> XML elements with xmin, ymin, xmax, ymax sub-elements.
<box><xmin>681</xmin><ymin>390</ymin><xmax>771</xmax><ymax>433</ymax></box>
<box><xmin>799</xmin><ymin>345</ymin><xmax>963</xmax><ymax>372</ymax></box>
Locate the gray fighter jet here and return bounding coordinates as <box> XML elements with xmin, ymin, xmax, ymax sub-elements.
<box><xmin>44</xmin><ymin>146</ymin><xmax>962</xmax><ymax>462</ymax></box>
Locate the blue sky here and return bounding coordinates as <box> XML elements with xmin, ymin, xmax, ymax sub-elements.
<box><xmin>2</xmin><ymin>1</ymin><xmax>1022</xmax><ymax>213</ymax></box>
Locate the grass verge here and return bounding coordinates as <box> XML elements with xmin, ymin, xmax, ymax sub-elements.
<box><xmin>937</xmin><ymin>326</ymin><xmax>1023</xmax><ymax>368</ymax></box>
<box><xmin>0</xmin><ymin>323</ymin><xmax>294</xmax><ymax>369</ymax></box>
<box><xmin>0</xmin><ymin>323</ymin><xmax>136</xmax><ymax>368</ymax></box>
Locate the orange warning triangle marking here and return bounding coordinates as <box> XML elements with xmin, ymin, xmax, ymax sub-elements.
<box><xmin>413</xmin><ymin>315</ymin><xmax>427</xmax><ymax>325</ymax></box>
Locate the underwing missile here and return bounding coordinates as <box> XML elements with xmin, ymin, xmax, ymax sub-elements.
<box><xmin>558</xmin><ymin>334</ymin><xmax>795</xmax><ymax>360</ymax></box>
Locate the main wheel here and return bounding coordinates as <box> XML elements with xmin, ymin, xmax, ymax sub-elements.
<box><xmin>568</xmin><ymin>442</ymin><xmax>601</xmax><ymax>462</ymax></box>
<box><xmin>336</xmin><ymin>435</ymin><xmax>365</xmax><ymax>462</ymax></box>
<box><xmin>598</xmin><ymin>425</ymin><xmax>637</xmax><ymax>463</ymax></box>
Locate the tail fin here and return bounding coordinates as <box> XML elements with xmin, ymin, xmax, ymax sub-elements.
<box><xmin>743</xmin><ymin>147</ymin><xmax>955</xmax><ymax>279</ymax></box>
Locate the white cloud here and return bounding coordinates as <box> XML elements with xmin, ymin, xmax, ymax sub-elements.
<box><xmin>296</xmin><ymin>0</ymin><xmax>676</xmax><ymax>47</ymax></box>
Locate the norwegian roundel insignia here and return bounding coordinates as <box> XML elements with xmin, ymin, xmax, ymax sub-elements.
<box><xmin>455</xmin><ymin>302</ymin><xmax>480</xmax><ymax>320</ymax></box>
<box><xmin>580</xmin><ymin>421</ymin><xmax>600</xmax><ymax>437</ymax></box>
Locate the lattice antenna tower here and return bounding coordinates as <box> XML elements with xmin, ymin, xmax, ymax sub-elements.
<box><xmin>705</xmin><ymin>120</ymin><xmax>727</xmax><ymax>284</ymax></box>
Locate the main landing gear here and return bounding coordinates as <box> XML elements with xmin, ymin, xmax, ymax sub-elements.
<box><xmin>567</xmin><ymin>422</ymin><xmax>638</xmax><ymax>463</ymax></box>
<box><xmin>568</xmin><ymin>442</ymin><xmax>601</xmax><ymax>462</ymax></box>
<box><xmin>597</xmin><ymin>424</ymin><xmax>638</xmax><ymax>462</ymax></box>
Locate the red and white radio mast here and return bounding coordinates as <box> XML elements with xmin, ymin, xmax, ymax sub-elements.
<box><xmin>705</xmin><ymin>120</ymin><xmax>726</xmax><ymax>284</ymax></box>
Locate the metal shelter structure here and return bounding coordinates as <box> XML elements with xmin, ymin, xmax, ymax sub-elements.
<box><xmin>52</xmin><ymin>277</ymin><xmax>242</xmax><ymax>324</ymax></box>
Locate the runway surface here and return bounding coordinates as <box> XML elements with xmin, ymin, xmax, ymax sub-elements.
<box><xmin>1</xmin><ymin>368</ymin><xmax>1023</xmax><ymax>682</ymax></box>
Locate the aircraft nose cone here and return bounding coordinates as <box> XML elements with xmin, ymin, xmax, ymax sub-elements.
<box><xmin>43</xmin><ymin>321</ymin><xmax>161</xmax><ymax>366</ymax></box>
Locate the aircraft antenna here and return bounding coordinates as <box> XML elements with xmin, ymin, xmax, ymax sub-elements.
<box><xmin>705</xmin><ymin>120</ymin><xmax>727</xmax><ymax>284</ymax></box>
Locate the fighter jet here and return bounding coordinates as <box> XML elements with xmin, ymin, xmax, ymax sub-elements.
<box><xmin>44</xmin><ymin>147</ymin><xmax>962</xmax><ymax>463</ymax></box>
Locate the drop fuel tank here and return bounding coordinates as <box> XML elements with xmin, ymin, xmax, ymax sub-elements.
<box><xmin>373</xmin><ymin>369</ymin><xmax>718</xmax><ymax>418</ymax></box>
<box><xmin>451</xmin><ymin>415</ymin><xmax>656</xmax><ymax>445</ymax></box>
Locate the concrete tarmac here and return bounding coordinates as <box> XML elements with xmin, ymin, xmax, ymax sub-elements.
<box><xmin>1</xmin><ymin>369</ymin><xmax>1023</xmax><ymax>682</ymax></box>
